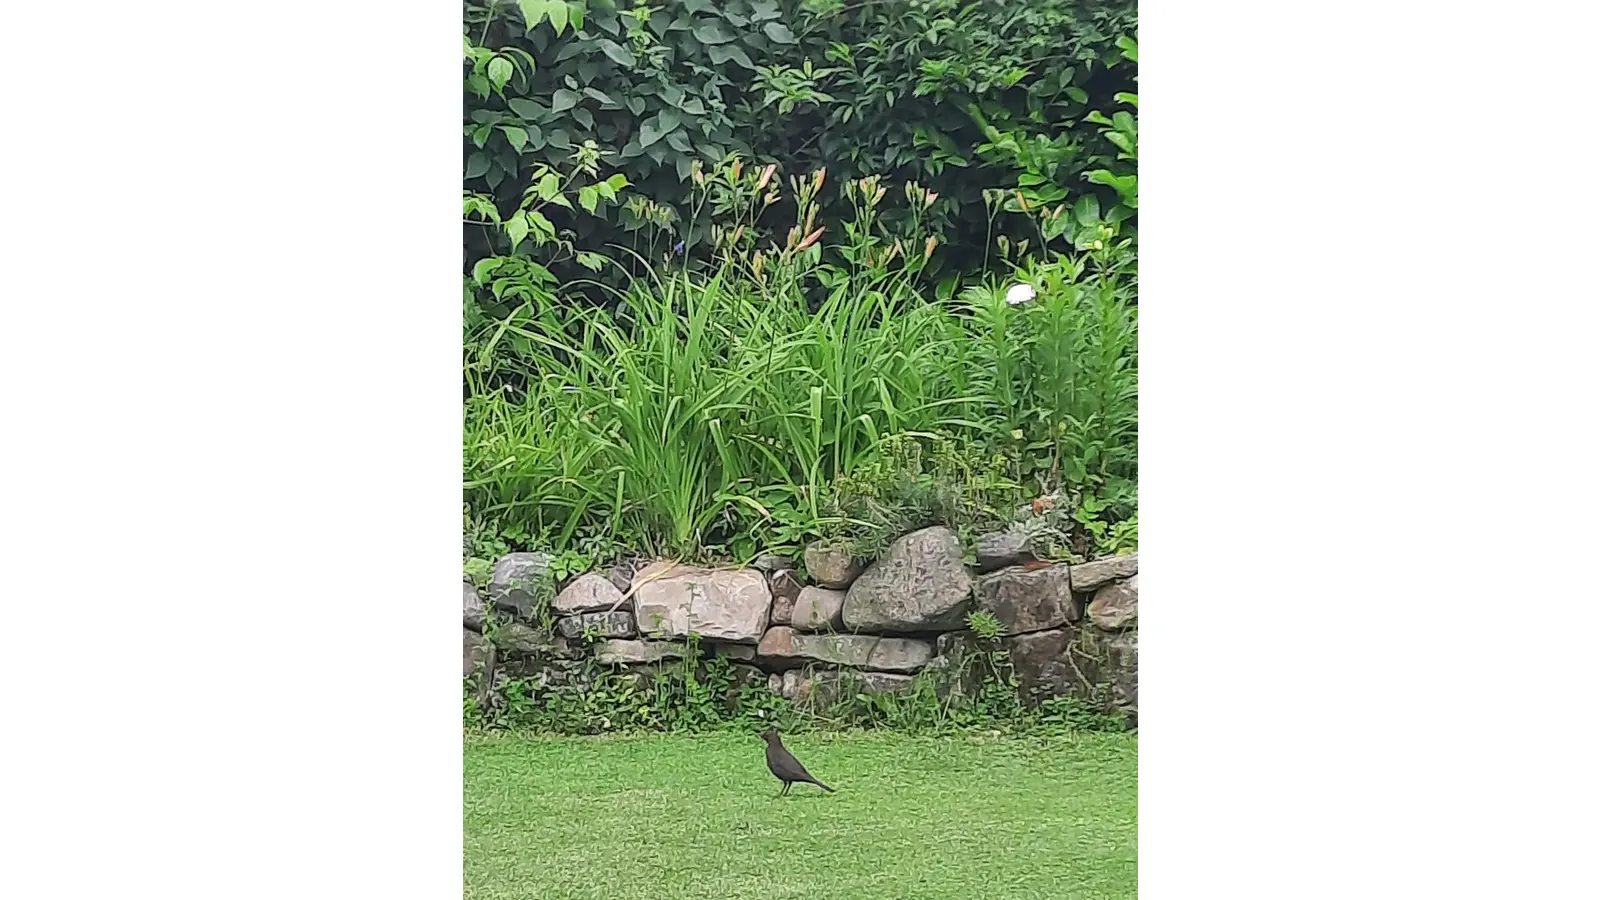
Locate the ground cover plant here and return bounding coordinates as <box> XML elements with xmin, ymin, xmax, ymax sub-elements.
<box><xmin>463</xmin><ymin>730</ymin><xmax>1138</xmax><ymax>900</ymax></box>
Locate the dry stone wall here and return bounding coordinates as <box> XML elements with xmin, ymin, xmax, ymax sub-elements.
<box><xmin>463</xmin><ymin>524</ymin><xmax>1138</xmax><ymax>723</ymax></box>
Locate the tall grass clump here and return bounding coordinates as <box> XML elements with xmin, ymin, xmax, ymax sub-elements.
<box><xmin>464</xmin><ymin>162</ymin><xmax>1137</xmax><ymax>562</ymax></box>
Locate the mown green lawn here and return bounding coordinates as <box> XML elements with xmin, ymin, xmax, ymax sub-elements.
<box><xmin>464</xmin><ymin>730</ymin><xmax>1137</xmax><ymax>900</ymax></box>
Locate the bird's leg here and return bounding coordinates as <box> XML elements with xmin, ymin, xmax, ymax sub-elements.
<box><xmin>781</xmin><ymin>781</ymin><xmax>791</xmax><ymax>797</ymax></box>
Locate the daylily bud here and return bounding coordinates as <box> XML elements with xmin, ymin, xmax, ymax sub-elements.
<box><xmin>756</xmin><ymin>164</ymin><xmax>776</xmax><ymax>192</ymax></box>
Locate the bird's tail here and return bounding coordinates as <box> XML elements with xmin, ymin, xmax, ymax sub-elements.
<box><xmin>811</xmin><ymin>778</ymin><xmax>836</xmax><ymax>793</ymax></box>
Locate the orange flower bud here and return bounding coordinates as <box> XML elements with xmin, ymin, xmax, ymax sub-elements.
<box><xmin>796</xmin><ymin>227</ymin><xmax>826</xmax><ymax>251</ymax></box>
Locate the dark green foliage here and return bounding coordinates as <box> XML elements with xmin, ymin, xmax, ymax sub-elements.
<box><xmin>463</xmin><ymin>0</ymin><xmax>1137</xmax><ymax>287</ymax></box>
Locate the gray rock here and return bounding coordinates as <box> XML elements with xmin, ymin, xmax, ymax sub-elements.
<box><xmin>973</xmin><ymin>526</ymin><xmax>1036</xmax><ymax>572</ymax></box>
<box><xmin>776</xmin><ymin>668</ymin><xmax>915</xmax><ymax>706</ymax></box>
<box><xmin>804</xmin><ymin>542</ymin><xmax>863</xmax><ymax>588</ymax></box>
<box><xmin>706</xmin><ymin>642</ymin><xmax>757</xmax><ymax>662</ymax></box>
<box><xmin>463</xmin><ymin>581</ymin><xmax>487</xmax><ymax>631</ymax></box>
<box><xmin>790</xmin><ymin>586</ymin><xmax>846</xmax><ymax>631</ymax></box>
<box><xmin>593</xmin><ymin>639</ymin><xmax>687</xmax><ymax>665</ymax></box>
<box><xmin>841</xmin><ymin>526</ymin><xmax>974</xmax><ymax>633</ymax></box>
<box><xmin>756</xmin><ymin>626</ymin><xmax>933</xmax><ymax>673</ymax></box>
<box><xmin>464</xmin><ymin>629</ymin><xmax>486</xmax><ymax>678</ymax></box>
<box><xmin>492</xmin><ymin>620</ymin><xmax>552</xmax><ymax>656</ymax></box>
<box><xmin>1004</xmin><ymin>627</ymin><xmax>1076</xmax><ymax>701</ymax></box>
<box><xmin>1004</xmin><ymin>625</ymin><xmax>1138</xmax><ymax>720</ymax></box>
<box><xmin>922</xmin><ymin>630</ymin><xmax>990</xmax><ymax>701</ymax></box>
<box><xmin>1070</xmin><ymin>553</ymin><xmax>1138</xmax><ymax>592</ymax></box>
<box><xmin>1086</xmin><ymin>574</ymin><xmax>1138</xmax><ymax>630</ymax></box>
<box><xmin>490</xmin><ymin>552</ymin><xmax>553</xmax><ymax>619</ymax></box>
<box><xmin>973</xmin><ymin>563</ymin><xmax>1076</xmax><ymax>635</ymax></box>
<box><xmin>751</xmin><ymin>552</ymin><xmax>791</xmax><ymax>573</ymax></box>
<box><xmin>632</xmin><ymin>561</ymin><xmax>771</xmax><ymax>644</ymax></box>
<box><xmin>768</xmin><ymin>569</ymin><xmax>804</xmax><ymax>625</ymax></box>
<box><xmin>554</xmin><ymin>572</ymin><xmax>627</xmax><ymax>615</ymax></box>
<box><xmin>606</xmin><ymin>558</ymin><xmax>640</xmax><ymax>594</ymax></box>
<box><xmin>555</xmin><ymin>610</ymin><xmax>636</xmax><ymax>640</ymax></box>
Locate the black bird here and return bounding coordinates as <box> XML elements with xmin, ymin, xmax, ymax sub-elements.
<box><xmin>761</xmin><ymin>728</ymin><xmax>835</xmax><ymax>797</ymax></box>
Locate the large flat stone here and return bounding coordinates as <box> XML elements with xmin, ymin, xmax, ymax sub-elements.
<box><xmin>631</xmin><ymin>562</ymin><xmax>771</xmax><ymax>644</ymax></box>
<box><xmin>1070</xmin><ymin>553</ymin><xmax>1138</xmax><ymax>592</ymax></box>
<box><xmin>841</xmin><ymin>526</ymin><xmax>974</xmax><ymax>633</ymax></box>
<box><xmin>555</xmin><ymin>610</ymin><xmax>637</xmax><ymax>639</ymax></box>
<box><xmin>593</xmin><ymin>639</ymin><xmax>687</xmax><ymax>665</ymax></box>
<box><xmin>775</xmin><ymin>668</ymin><xmax>915</xmax><ymax>706</ymax></box>
<box><xmin>974</xmin><ymin>563</ymin><xmax>1076</xmax><ymax>635</ymax></box>
<box><xmin>756</xmin><ymin>626</ymin><xmax>933</xmax><ymax>673</ymax></box>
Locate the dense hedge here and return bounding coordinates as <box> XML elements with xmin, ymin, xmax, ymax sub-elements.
<box><xmin>464</xmin><ymin>0</ymin><xmax>1137</xmax><ymax>284</ymax></box>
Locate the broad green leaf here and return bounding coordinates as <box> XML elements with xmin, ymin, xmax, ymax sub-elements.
<box><xmin>500</xmin><ymin>126</ymin><xmax>529</xmax><ymax>153</ymax></box>
<box><xmin>572</xmin><ymin>108</ymin><xmax>595</xmax><ymax>129</ymax></box>
<box><xmin>516</xmin><ymin>0</ymin><xmax>546</xmax><ymax>31</ymax></box>
<box><xmin>604</xmin><ymin>174</ymin><xmax>629</xmax><ymax>191</ymax></box>
<box><xmin>762</xmin><ymin>22</ymin><xmax>795</xmax><ymax>43</ymax></box>
<box><xmin>465</xmin><ymin>152</ymin><xmax>490</xmax><ymax>179</ymax></box>
<box><xmin>681</xmin><ymin>97</ymin><xmax>706</xmax><ymax>115</ymax></box>
<box><xmin>1114</xmin><ymin>92</ymin><xmax>1138</xmax><ymax>108</ymax></box>
<box><xmin>598</xmin><ymin>39</ymin><xmax>635</xmax><ymax>66</ymax></box>
<box><xmin>567</xmin><ymin>1</ymin><xmax>585</xmax><ymax>31</ymax></box>
<box><xmin>625</xmin><ymin>96</ymin><xmax>645</xmax><ymax>116</ymax></box>
<box><xmin>583</xmin><ymin>87</ymin><xmax>617</xmax><ymax>107</ymax></box>
<box><xmin>708</xmin><ymin>44</ymin><xmax>754</xmax><ymax>69</ymax></box>
<box><xmin>578</xmin><ymin>185</ymin><xmax>599</xmax><ymax>213</ymax></box>
<box><xmin>664</xmin><ymin>130</ymin><xmax>692</xmax><ymax>153</ymax></box>
<box><xmin>547</xmin><ymin>0</ymin><xmax>569</xmax><ymax>35</ymax></box>
<box><xmin>656</xmin><ymin>108</ymin><xmax>682</xmax><ymax>133</ymax></box>
<box><xmin>1066</xmin><ymin>87</ymin><xmax>1088</xmax><ymax>104</ymax></box>
<box><xmin>471</xmin><ymin>258</ymin><xmax>499</xmax><ymax>285</ymax></box>
<box><xmin>693</xmin><ymin>22</ymin><xmax>734</xmax><ymax>44</ymax></box>
<box><xmin>486</xmin><ymin>57</ymin><xmax>513</xmax><ymax>91</ymax></box>
<box><xmin>471</xmin><ymin>124</ymin><xmax>492</xmax><ymax>148</ymax></box>
<box><xmin>1073</xmin><ymin>194</ymin><xmax>1101</xmax><ymax>225</ymax></box>
<box><xmin>576</xmin><ymin>251</ymin><xmax>606</xmax><ymax>271</ymax></box>
<box><xmin>551</xmin><ymin>89</ymin><xmax>580</xmax><ymax>113</ymax></box>
<box><xmin>505</xmin><ymin>212</ymin><xmax>529</xmax><ymax>249</ymax></box>
<box><xmin>507</xmin><ymin>98</ymin><xmax>545</xmax><ymax>120</ymax></box>
<box><xmin>594</xmin><ymin>181</ymin><xmax>616</xmax><ymax>201</ymax></box>
<box><xmin>526</xmin><ymin>210</ymin><xmax>556</xmax><ymax>241</ymax></box>
<box><xmin>536</xmin><ymin>172</ymin><xmax>562</xmax><ymax>201</ymax></box>
<box><xmin>638</xmin><ymin>118</ymin><xmax>664</xmax><ymax>148</ymax></box>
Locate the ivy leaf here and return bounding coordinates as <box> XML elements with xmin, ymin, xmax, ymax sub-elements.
<box><xmin>708</xmin><ymin>44</ymin><xmax>753</xmax><ymax>69</ymax></box>
<box><xmin>638</xmin><ymin>118</ymin><xmax>665</xmax><ymax>149</ymax></box>
<box><xmin>552</xmin><ymin>89</ymin><xmax>580</xmax><ymax>113</ymax></box>
<box><xmin>546</xmin><ymin>0</ymin><xmax>569</xmax><ymax>35</ymax></box>
<box><xmin>465</xmin><ymin>152</ymin><xmax>490</xmax><ymax>179</ymax></box>
<box><xmin>500</xmin><ymin>126</ymin><xmax>529</xmax><ymax>153</ymax></box>
<box><xmin>572</xmin><ymin>107</ymin><xmax>595</xmax><ymax>129</ymax></box>
<box><xmin>605</xmin><ymin>174</ymin><xmax>629</xmax><ymax>192</ymax></box>
<box><xmin>578</xmin><ymin>185</ymin><xmax>599</xmax><ymax>214</ymax></box>
<box><xmin>664</xmin><ymin>130</ymin><xmax>692</xmax><ymax>154</ymax></box>
<box><xmin>598</xmin><ymin>39</ymin><xmax>635</xmax><ymax>67</ymax></box>
<box><xmin>515</xmin><ymin>0</ymin><xmax>546</xmax><ymax>31</ymax></box>
<box><xmin>505</xmin><ymin>212</ymin><xmax>529</xmax><ymax>250</ymax></box>
<box><xmin>762</xmin><ymin>22</ymin><xmax>796</xmax><ymax>44</ymax></box>
<box><xmin>626</xmin><ymin>96</ymin><xmax>646</xmax><ymax>116</ymax></box>
<box><xmin>583</xmin><ymin>87</ymin><xmax>618</xmax><ymax>108</ymax></box>
<box><xmin>693</xmin><ymin>21</ymin><xmax>735</xmax><ymax>44</ymax></box>
<box><xmin>507</xmin><ymin>98</ymin><xmax>545</xmax><ymax>120</ymax></box>
<box><xmin>486</xmin><ymin>57</ymin><xmax>513</xmax><ymax>91</ymax></box>
<box><xmin>656</xmin><ymin>108</ymin><xmax>682</xmax><ymax>134</ymax></box>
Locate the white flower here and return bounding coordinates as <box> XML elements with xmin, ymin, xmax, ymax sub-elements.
<box><xmin>1005</xmin><ymin>283</ymin><xmax>1037</xmax><ymax>306</ymax></box>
